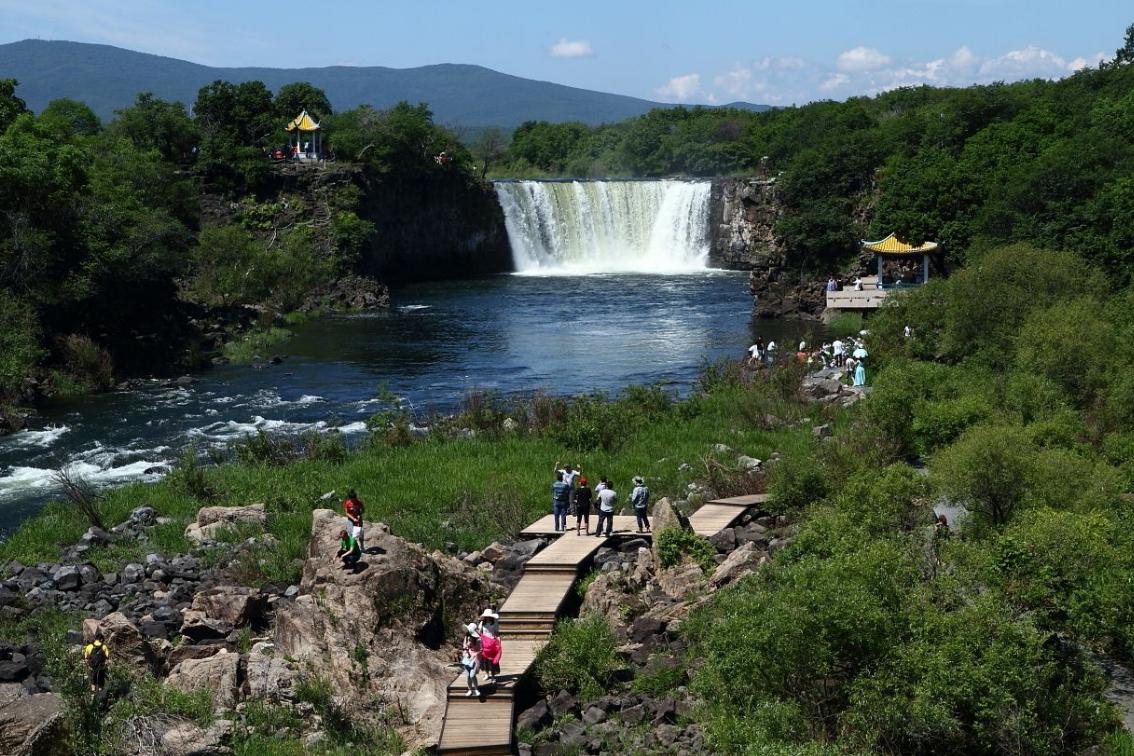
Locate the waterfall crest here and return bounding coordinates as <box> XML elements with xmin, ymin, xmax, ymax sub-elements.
<box><xmin>494</xmin><ymin>180</ymin><xmax>712</xmax><ymax>274</ymax></box>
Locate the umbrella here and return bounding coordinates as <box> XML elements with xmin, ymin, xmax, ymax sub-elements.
<box><xmin>852</xmin><ymin>346</ymin><xmax>869</xmax><ymax>360</ymax></box>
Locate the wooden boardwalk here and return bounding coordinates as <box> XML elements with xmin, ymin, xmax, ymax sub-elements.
<box><xmin>437</xmin><ymin>494</ymin><xmax>768</xmax><ymax>754</ymax></box>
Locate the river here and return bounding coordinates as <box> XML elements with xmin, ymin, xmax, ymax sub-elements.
<box><xmin>0</xmin><ymin>272</ymin><xmax>819</xmax><ymax>536</ymax></box>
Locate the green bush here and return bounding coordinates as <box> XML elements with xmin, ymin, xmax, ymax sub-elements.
<box><xmin>535</xmin><ymin>614</ymin><xmax>620</xmax><ymax>701</ymax></box>
<box><xmin>655</xmin><ymin>527</ymin><xmax>716</xmax><ymax>573</ymax></box>
<box><xmin>768</xmin><ymin>451</ymin><xmax>828</xmax><ymax>513</ymax></box>
<box><xmin>911</xmin><ymin>394</ymin><xmax>993</xmax><ymax>455</ymax></box>
<box><xmin>931</xmin><ymin>424</ymin><xmax>1037</xmax><ymax>528</ymax></box>
<box><xmin>826</xmin><ymin>312</ymin><xmax>863</xmax><ymax>339</ymax></box>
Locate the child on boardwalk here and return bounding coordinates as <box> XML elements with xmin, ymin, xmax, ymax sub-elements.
<box><xmin>630</xmin><ymin>475</ymin><xmax>651</xmax><ymax>533</ymax></box>
<box><xmin>461</xmin><ymin>623</ymin><xmax>482</xmax><ymax>696</ymax></box>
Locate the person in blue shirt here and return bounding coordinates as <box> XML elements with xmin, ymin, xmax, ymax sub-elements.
<box><xmin>552</xmin><ymin>471</ymin><xmax>571</xmax><ymax>532</ymax></box>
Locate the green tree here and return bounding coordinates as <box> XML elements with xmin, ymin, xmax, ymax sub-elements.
<box><xmin>38</xmin><ymin>99</ymin><xmax>101</xmax><ymax>139</ymax></box>
<box><xmin>0</xmin><ymin>78</ymin><xmax>27</xmax><ymax>133</ymax></box>
<box><xmin>110</xmin><ymin>93</ymin><xmax>197</xmax><ymax>164</ymax></box>
<box><xmin>932</xmin><ymin>425</ymin><xmax>1037</xmax><ymax>527</ymax></box>
<box><xmin>274</xmin><ymin>82</ymin><xmax>333</xmax><ymax>122</ymax></box>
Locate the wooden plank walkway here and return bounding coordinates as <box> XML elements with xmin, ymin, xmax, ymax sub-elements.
<box><xmin>437</xmin><ymin>494</ymin><xmax>765</xmax><ymax>754</ymax></box>
<box><xmin>520</xmin><ymin>514</ymin><xmax>642</xmax><ymax>537</ymax></box>
<box><xmin>689</xmin><ymin>493</ymin><xmax>770</xmax><ymax>536</ymax></box>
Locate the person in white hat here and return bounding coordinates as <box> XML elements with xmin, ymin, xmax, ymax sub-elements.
<box><xmin>460</xmin><ymin>623</ymin><xmax>482</xmax><ymax>696</ymax></box>
<box><xmin>478</xmin><ymin>609</ymin><xmax>502</xmax><ymax>679</ymax></box>
<box><xmin>630</xmin><ymin>475</ymin><xmax>651</xmax><ymax>533</ymax></box>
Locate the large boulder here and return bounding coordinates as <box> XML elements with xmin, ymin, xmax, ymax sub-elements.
<box><xmin>0</xmin><ymin>693</ymin><xmax>65</xmax><ymax>756</ymax></box>
<box><xmin>165</xmin><ymin>650</ymin><xmax>240</xmax><ymax>711</ymax></box>
<box><xmin>160</xmin><ymin>719</ymin><xmax>234</xmax><ymax>756</ymax></box>
<box><xmin>243</xmin><ymin>641</ymin><xmax>298</xmax><ymax>701</ymax></box>
<box><xmin>185</xmin><ymin>504</ymin><xmax>266</xmax><ymax>544</ymax></box>
<box><xmin>272</xmin><ymin>509</ymin><xmax>492</xmax><ymax>750</ymax></box>
<box><xmin>190</xmin><ymin>586</ymin><xmax>267</xmax><ymax>627</ymax></box>
<box><xmin>83</xmin><ymin>612</ymin><xmax>164</xmax><ymax>674</ymax></box>
<box><xmin>710</xmin><ymin>542</ymin><xmax>768</xmax><ymax>587</ymax></box>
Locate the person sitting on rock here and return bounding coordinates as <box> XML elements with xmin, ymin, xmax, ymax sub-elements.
<box><xmin>83</xmin><ymin>630</ymin><xmax>110</xmax><ymax>691</ymax></box>
<box><xmin>336</xmin><ymin>528</ymin><xmax>362</xmax><ymax>569</ymax></box>
<box><xmin>343</xmin><ymin>489</ymin><xmax>365</xmax><ymax>549</ymax></box>
<box><xmin>478</xmin><ymin>609</ymin><xmax>502</xmax><ymax>680</ymax></box>
<box><xmin>461</xmin><ymin>623</ymin><xmax>482</xmax><ymax>697</ymax></box>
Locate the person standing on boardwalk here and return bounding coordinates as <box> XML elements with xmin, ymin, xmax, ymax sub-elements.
<box><xmin>461</xmin><ymin>623</ymin><xmax>482</xmax><ymax>696</ymax></box>
<box><xmin>574</xmin><ymin>476</ymin><xmax>593</xmax><ymax>535</ymax></box>
<box><xmin>478</xmin><ymin>609</ymin><xmax>502</xmax><ymax>680</ymax></box>
<box><xmin>552</xmin><ymin>472</ymin><xmax>571</xmax><ymax>532</ymax></box>
<box><xmin>594</xmin><ymin>479</ymin><xmax>617</xmax><ymax>537</ymax></box>
<box><xmin>557</xmin><ymin>462</ymin><xmax>580</xmax><ymax>515</ymax></box>
<box><xmin>343</xmin><ymin>489</ymin><xmax>365</xmax><ymax>549</ymax></box>
<box><xmin>630</xmin><ymin>475</ymin><xmax>651</xmax><ymax>533</ymax></box>
<box><xmin>83</xmin><ymin>631</ymin><xmax>110</xmax><ymax>691</ymax></box>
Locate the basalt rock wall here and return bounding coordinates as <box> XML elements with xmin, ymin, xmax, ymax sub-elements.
<box><xmin>710</xmin><ymin>178</ymin><xmax>822</xmax><ymax>318</ymax></box>
<box><xmin>232</xmin><ymin>163</ymin><xmax>513</xmax><ymax>286</ymax></box>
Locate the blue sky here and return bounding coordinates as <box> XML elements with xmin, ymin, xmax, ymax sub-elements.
<box><xmin>0</xmin><ymin>0</ymin><xmax>1129</xmax><ymax>105</ymax></box>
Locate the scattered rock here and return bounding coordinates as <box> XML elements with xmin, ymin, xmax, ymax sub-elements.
<box><xmin>812</xmin><ymin>424</ymin><xmax>833</xmax><ymax>440</ymax></box>
<box><xmin>711</xmin><ymin>542</ymin><xmax>768</xmax><ymax>587</ymax></box>
<box><xmin>516</xmin><ymin>699</ymin><xmax>551</xmax><ymax>731</ymax></box>
<box><xmin>185</xmin><ymin>503</ymin><xmax>267</xmax><ymax>544</ymax></box>
<box><xmin>165</xmin><ymin>650</ymin><xmax>240</xmax><ymax>710</ymax></box>
<box><xmin>0</xmin><ymin>693</ymin><xmax>64</xmax><ymax>756</ymax></box>
<box><xmin>190</xmin><ymin>586</ymin><xmax>267</xmax><ymax>627</ymax></box>
<box><xmin>160</xmin><ymin>719</ymin><xmax>233</xmax><ymax>756</ymax></box>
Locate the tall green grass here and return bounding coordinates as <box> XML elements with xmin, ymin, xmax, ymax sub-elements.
<box><xmin>0</xmin><ymin>371</ymin><xmax>824</xmax><ymax>586</ymax></box>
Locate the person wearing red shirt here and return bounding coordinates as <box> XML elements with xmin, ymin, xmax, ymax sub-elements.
<box><xmin>343</xmin><ymin>488</ymin><xmax>365</xmax><ymax>549</ymax></box>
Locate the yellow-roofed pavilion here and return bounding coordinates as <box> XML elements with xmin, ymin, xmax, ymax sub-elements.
<box><xmin>285</xmin><ymin>109</ymin><xmax>323</xmax><ymax>161</ymax></box>
<box><xmin>862</xmin><ymin>233</ymin><xmax>939</xmax><ymax>286</ymax></box>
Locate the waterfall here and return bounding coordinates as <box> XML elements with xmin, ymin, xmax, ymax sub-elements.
<box><xmin>494</xmin><ymin>179</ymin><xmax>712</xmax><ymax>274</ymax></box>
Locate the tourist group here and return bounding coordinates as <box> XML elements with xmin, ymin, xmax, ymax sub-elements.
<box><xmin>552</xmin><ymin>464</ymin><xmax>651</xmax><ymax>536</ymax></box>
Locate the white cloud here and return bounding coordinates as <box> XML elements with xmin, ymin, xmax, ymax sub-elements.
<box><xmin>548</xmin><ymin>38</ymin><xmax>595</xmax><ymax>59</ymax></box>
<box><xmin>819</xmin><ymin>73</ymin><xmax>850</xmax><ymax>92</ymax></box>
<box><xmin>691</xmin><ymin>43</ymin><xmax>1105</xmax><ymax>105</ymax></box>
<box><xmin>656</xmin><ymin>73</ymin><xmax>702</xmax><ymax>101</ymax></box>
<box><xmin>836</xmin><ymin>46</ymin><xmax>892</xmax><ymax>72</ymax></box>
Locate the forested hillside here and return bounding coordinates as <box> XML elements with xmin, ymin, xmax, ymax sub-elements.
<box><xmin>491</xmin><ymin>26</ymin><xmax>1134</xmax><ymax>281</ymax></box>
<box><xmin>0</xmin><ymin>78</ymin><xmax>477</xmax><ymax>428</ymax></box>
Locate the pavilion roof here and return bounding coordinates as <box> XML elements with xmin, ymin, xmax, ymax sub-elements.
<box><xmin>285</xmin><ymin>110</ymin><xmax>321</xmax><ymax>132</ymax></box>
<box><xmin>861</xmin><ymin>233</ymin><xmax>939</xmax><ymax>255</ymax></box>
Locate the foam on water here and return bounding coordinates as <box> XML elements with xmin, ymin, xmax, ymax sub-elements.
<box><xmin>1</xmin><ymin>425</ymin><xmax>71</xmax><ymax>449</ymax></box>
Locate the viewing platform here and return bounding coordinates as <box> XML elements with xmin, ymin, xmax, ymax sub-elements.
<box><xmin>825</xmin><ymin>233</ymin><xmax>940</xmax><ymax>314</ymax></box>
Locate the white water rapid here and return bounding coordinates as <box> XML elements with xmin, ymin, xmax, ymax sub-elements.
<box><xmin>494</xmin><ymin>179</ymin><xmax>712</xmax><ymax>274</ymax></box>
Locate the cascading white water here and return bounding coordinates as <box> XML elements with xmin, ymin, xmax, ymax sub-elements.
<box><xmin>494</xmin><ymin>179</ymin><xmax>712</xmax><ymax>274</ymax></box>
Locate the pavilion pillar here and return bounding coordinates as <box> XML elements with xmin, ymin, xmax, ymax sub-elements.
<box><xmin>922</xmin><ymin>254</ymin><xmax>929</xmax><ymax>283</ymax></box>
<box><xmin>877</xmin><ymin>254</ymin><xmax>883</xmax><ymax>285</ymax></box>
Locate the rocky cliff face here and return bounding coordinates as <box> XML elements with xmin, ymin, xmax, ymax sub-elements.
<box><xmin>218</xmin><ymin>164</ymin><xmax>513</xmax><ymax>286</ymax></box>
<box><xmin>709</xmin><ymin>178</ymin><xmax>843</xmax><ymax>319</ymax></box>
<box><xmin>354</xmin><ymin>169</ymin><xmax>512</xmax><ymax>284</ymax></box>
<box><xmin>709</xmin><ymin>178</ymin><xmax>782</xmax><ymax>271</ymax></box>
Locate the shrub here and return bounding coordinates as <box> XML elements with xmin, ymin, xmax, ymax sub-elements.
<box><xmin>841</xmin><ymin>597</ymin><xmax>1116</xmax><ymax>755</ymax></box>
<box><xmin>911</xmin><ymin>394</ymin><xmax>993</xmax><ymax>455</ymax></box>
<box><xmin>932</xmin><ymin>424</ymin><xmax>1037</xmax><ymax>527</ymax></box>
<box><xmin>827</xmin><ymin>312</ymin><xmax>863</xmax><ymax>339</ymax></box>
<box><xmin>655</xmin><ymin>527</ymin><xmax>716</xmax><ymax>572</ymax></box>
<box><xmin>535</xmin><ymin>614</ymin><xmax>620</xmax><ymax>701</ymax></box>
<box><xmin>168</xmin><ymin>446</ymin><xmax>218</xmax><ymax>501</ymax></box>
<box><xmin>53</xmin><ymin>334</ymin><xmax>114</xmax><ymax>394</ymax></box>
<box><xmin>768</xmin><ymin>451</ymin><xmax>828</xmax><ymax>514</ymax></box>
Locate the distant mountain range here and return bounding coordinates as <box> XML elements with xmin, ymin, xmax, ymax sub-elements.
<box><xmin>0</xmin><ymin>40</ymin><xmax>770</xmax><ymax>127</ymax></box>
